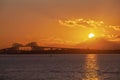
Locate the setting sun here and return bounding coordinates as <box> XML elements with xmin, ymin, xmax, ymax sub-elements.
<box><xmin>88</xmin><ymin>33</ymin><xmax>95</xmax><ymax>39</ymax></box>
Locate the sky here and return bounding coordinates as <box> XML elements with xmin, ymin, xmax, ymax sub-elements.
<box><xmin>0</xmin><ymin>0</ymin><xmax>120</xmax><ymax>49</ymax></box>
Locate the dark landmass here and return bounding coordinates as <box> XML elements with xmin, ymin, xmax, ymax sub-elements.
<box><xmin>0</xmin><ymin>42</ymin><xmax>120</xmax><ymax>54</ymax></box>
<box><xmin>0</xmin><ymin>47</ymin><xmax>120</xmax><ymax>54</ymax></box>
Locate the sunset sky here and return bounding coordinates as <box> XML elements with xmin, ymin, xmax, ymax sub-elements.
<box><xmin>0</xmin><ymin>0</ymin><xmax>120</xmax><ymax>49</ymax></box>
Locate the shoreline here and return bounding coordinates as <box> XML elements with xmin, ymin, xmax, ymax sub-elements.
<box><xmin>1</xmin><ymin>49</ymin><xmax>120</xmax><ymax>54</ymax></box>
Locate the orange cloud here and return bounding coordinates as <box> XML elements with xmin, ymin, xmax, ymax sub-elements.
<box><xmin>59</xmin><ymin>18</ymin><xmax>120</xmax><ymax>41</ymax></box>
<box><xmin>59</xmin><ymin>19</ymin><xmax>104</xmax><ymax>28</ymax></box>
<box><xmin>59</xmin><ymin>19</ymin><xmax>120</xmax><ymax>30</ymax></box>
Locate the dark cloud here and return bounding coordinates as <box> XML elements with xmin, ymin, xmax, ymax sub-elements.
<box><xmin>75</xmin><ymin>38</ymin><xmax>120</xmax><ymax>50</ymax></box>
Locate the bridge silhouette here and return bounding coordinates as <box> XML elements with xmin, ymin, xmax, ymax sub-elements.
<box><xmin>5</xmin><ymin>42</ymin><xmax>73</xmax><ymax>51</ymax></box>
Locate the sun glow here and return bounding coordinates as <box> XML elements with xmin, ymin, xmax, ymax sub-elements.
<box><xmin>88</xmin><ymin>33</ymin><xmax>95</xmax><ymax>38</ymax></box>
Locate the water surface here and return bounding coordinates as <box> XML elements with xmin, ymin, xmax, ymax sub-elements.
<box><xmin>0</xmin><ymin>54</ymin><xmax>120</xmax><ymax>80</ymax></box>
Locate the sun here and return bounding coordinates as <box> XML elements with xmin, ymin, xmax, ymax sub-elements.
<box><xmin>88</xmin><ymin>33</ymin><xmax>95</xmax><ymax>38</ymax></box>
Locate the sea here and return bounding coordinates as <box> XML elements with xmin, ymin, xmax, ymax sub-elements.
<box><xmin>0</xmin><ymin>54</ymin><xmax>120</xmax><ymax>80</ymax></box>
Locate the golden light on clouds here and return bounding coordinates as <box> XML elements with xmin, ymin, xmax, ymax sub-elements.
<box><xmin>59</xmin><ymin>19</ymin><xmax>104</xmax><ymax>29</ymax></box>
<box><xmin>59</xmin><ymin>18</ymin><xmax>120</xmax><ymax>41</ymax></box>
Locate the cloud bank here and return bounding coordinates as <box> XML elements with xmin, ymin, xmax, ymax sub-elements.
<box><xmin>59</xmin><ymin>18</ymin><xmax>120</xmax><ymax>41</ymax></box>
<box><xmin>59</xmin><ymin>19</ymin><xmax>120</xmax><ymax>30</ymax></box>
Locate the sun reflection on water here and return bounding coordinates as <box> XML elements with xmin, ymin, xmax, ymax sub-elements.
<box><xmin>83</xmin><ymin>54</ymin><xmax>100</xmax><ymax>80</ymax></box>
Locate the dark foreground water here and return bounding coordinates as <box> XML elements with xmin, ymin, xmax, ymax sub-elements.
<box><xmin>0</xmin><ymin>54</ymin><xmax>120</xmax><ymax>80</ymax></box>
